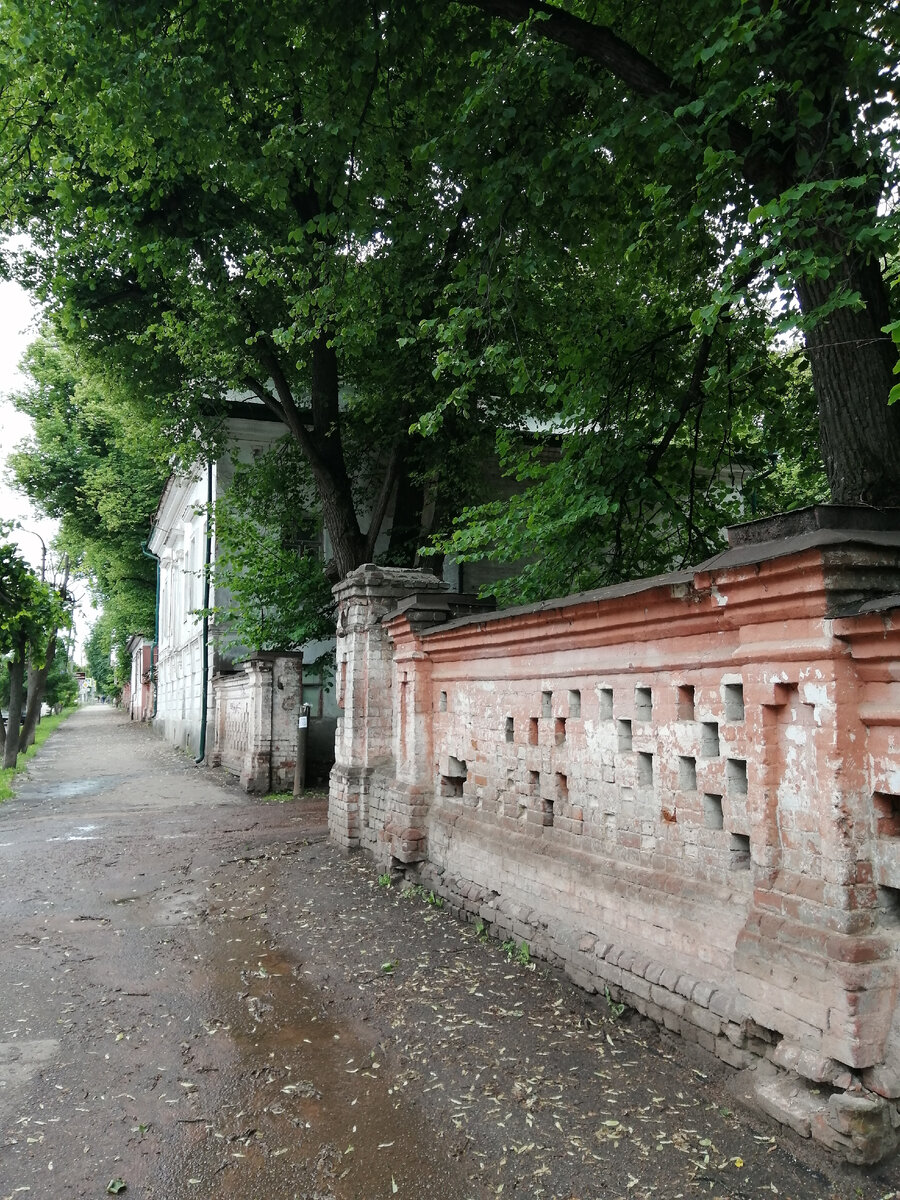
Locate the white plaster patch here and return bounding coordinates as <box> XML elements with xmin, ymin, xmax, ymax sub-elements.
<box><xmin>711</xmin><ymin>585</ymin><xmax>727</xmax><ymax>607</ymax></box>
<box><xmin>786</xmin><ymin>726</ymin><xmax>808</xmax><ymax>746</ymax></box>
<box><xmin>889</xmin><ymin>771</ymin><xmax>900</xmax><ymax>795</ymax></box>
<box><xmin>802</xmin><ymin>683</ymin><xmax>828</xmax><ymax>705</ymax></box>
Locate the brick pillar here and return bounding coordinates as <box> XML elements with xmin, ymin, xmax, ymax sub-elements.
<box><xmin>270</xmin><ymin>655</ymin><xmax>304</xmax><ymax>791</ymax></box>
<box><xmin>241</xmin><ymin>656</ymin><xmax>274</xmax><ymax>793</ymax></box>
<box><xmin>329</xmin><ymin>565</ymin><xmax>449</xmax><ymax>849</ymax></box>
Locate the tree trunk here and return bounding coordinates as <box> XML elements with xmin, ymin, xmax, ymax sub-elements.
<box><xmin>2</xmin><ymin>643</ymin><xmax>27</xmax><ymax>769</ymax></box>
<box><xmin>20</xmin><ymin>632</ymin><xmax>57</xmax><ymax>751</ymax></box>
<box><xmin>386</xmin><ymin>465</ymin><xmax>426</xmax><ymax>565</ymax></box>
<box><xmin>307</xmin><ymin>333</ymin><xmax>368</xmax><ymax>576</ymax></box>
<box><xmin>795</xmin><ymin>258</ymin><xmax>900</xmax><ymax>507</ymax></box>
<box><xmin>253</xmin><ymin>333</ymin><xmax>369</xmax><ymax>579</ymax></box>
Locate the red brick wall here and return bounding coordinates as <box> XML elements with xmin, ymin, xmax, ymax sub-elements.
<box><xmin>329</xmin><ymin>519</ymin><xmax>900</xmax><ymax>1162</ymax></box>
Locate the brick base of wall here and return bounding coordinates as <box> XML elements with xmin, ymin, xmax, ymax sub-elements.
<box><xmin>399</xmin><ymin>845</ymin><xmax>899</xmax><ymax>1166</ymax></box>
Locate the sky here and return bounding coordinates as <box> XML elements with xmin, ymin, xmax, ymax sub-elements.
<box><xmin>0</xmin><ymin>278</ymin><xmax>94</xmax><ymax>655</ymax></box>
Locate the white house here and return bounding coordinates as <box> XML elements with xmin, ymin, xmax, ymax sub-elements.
<box><xmin>148</xmin><ymin>405</ymin><xmax>341</xmax><ymax>767</ymax></box>
<box><xmin>145</xmin><ymin>402</ymin><xmax>512</xmax><ymax>782</ymax></box>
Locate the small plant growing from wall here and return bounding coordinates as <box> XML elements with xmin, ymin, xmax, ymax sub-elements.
<box><xmin>604</xmin><ymin>986</ymin><xmax>626</xmax><ymax>1019</ymax></box>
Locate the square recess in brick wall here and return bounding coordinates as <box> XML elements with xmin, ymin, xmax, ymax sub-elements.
<box><xmin>677</xmin><ymin>684</ymin><xmax>695</xmax><ymax>721</ymax></box>
<box><xmin>874</xmin><ymin>792</ymin><xmax>900</xmax><ymax>837</ymax></box>
<box><xmin>703</xmin><ymin>793</ymin><xmax>724</xmax><ymax>829</ymax></box>
<box><xmin>700</xmin><ymin>722</ymin><xmax>720</xmax><ymax>757</ymax></box>
<box><xmin>679</xmin><ymin>756</ymin><xmax>697</xmax><ymax>791</ymax></box>
<box><xmin>723</xmin><ymin>682</ymin><xmax>745</xmax><ymax>721</ymax></box>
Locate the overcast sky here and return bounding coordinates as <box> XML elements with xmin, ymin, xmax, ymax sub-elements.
<box><xmin>0</xmin><ymin>278</ymin><xmax>52</xmax><ymax>557</ymax></box>
<box><xmin>0</xmin><ymin>279</ymin><xmax>95</xmax><ymax>653</ymax></box>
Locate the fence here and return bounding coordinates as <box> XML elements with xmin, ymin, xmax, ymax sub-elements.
<box><xmin>328</xmin><ymin>507</ymin><xmax>900</xmax><ymax>1163</ymax></box>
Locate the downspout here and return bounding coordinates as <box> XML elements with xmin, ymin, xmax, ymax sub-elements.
<box><xmin>140</xmin><ymin>538</ymin><xmax>161</xmax><ymax>719</ymax></box>
<box><xmin>196</xmin><ymin>460</ymin><xmax>213</xmax><ymax>764</ymax></box>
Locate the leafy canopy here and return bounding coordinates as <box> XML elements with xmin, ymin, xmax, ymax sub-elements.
<box><xmin>7</xmin><ymin>330</ymin><xmax>174</xmax><ymax>642</ymax></box>
<box><xmin>207</xmin><ymin>441</ymin><xmax>335</xmax><ymax>659</ymax></box>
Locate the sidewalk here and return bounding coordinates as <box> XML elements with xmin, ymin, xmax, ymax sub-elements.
<box><xmin>0</xmin><ymin>706</ymin><xmax>896</xmax><ymax>1199</ymax></box>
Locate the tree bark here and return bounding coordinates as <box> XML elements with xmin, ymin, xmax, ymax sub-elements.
<box><xmin>308</xmin><ymin>334</ymin><xmax>368</xmax><ymax>576</ymax></box>
<box><xmin>2</xmin><ymin>641</ymin><xmax>27</xmax><ymax>769</ymax></box>
<box><xmin>796</xmin><ymin>262</ymin><xmax>900</xmax><ymax>505</ymax></box>
<box><xmin>20</xmin><ymin>632</ymin><xmax>57</xmax><ymax>751</ymax></box>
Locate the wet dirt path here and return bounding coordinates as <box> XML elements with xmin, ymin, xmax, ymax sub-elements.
<box><xmin>1</xmin><ymin>707</ymin><xmax>899</xmax><ymax>1200</ymax></box>
<box><xmin>0</xmin><ymin>708</ymin><xmax>469</xmax><ymax>1200</ymax></box>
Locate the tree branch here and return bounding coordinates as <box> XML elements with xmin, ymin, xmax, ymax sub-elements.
<box><xmin>363</xmin><ymin>437</ymin><xmax>403</xmax><ymax>561</ymax></box>
<box><xmin>644</xmin><ymin>329</ymin><xmax>714</xmax><ymax>479</ymax></box>
<box><xmin>457</xmin><ymin>0</ymin><xmax>753</xmax><ymax>155</ymax></box>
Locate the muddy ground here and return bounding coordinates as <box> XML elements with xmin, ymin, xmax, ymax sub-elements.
<box><xmin>0</xmin><ymin>706</ymin><xmax>898</xmax><ymax>1200</ymax></box>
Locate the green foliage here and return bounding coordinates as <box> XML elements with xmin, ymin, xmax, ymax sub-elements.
<box><xmin>434</xmin><ymin>349</ymin><xmax>826</xmax><ymax>605</ymax></box>
<box><xmin>7</xmin><ymin>330</ymin><xmax>171</xmax><ymax>642</ymax></box>
<box><xmin>44</xmin><ymin>642</ymin><xmax>79</xmax><ymax>710</ymax></box>
<box><xmin>208</xmin><ymin>441</ymin><xmax>335</xmax><ymax>658</ymax></box>
<box><xmin>604</xmin><ymin>986</ymin><xmax>626</xmax><ymax>1020</ymax></box>
<box><xmin>0</xmin><ymin>0</ymin><xmax>494</xmax><ymax>576</ymax></box>
<box><xmin>84</xmin><ymin>612</ymin><xmax>120</xmax><ymax>698</ymax></box>
<box><xmin>0</xmin><ymin>0</ymin><xmax>896</xmax><ymax>602</ymax></box>
<box><xmin>501</xmin><ymin>938</ymin><xmax>531</xmax><ymax>965</ymax></box>
<box><xmin>0</xmin><ymin>523</ymin><xmax>63</xmax><ymax>660</ymax></box>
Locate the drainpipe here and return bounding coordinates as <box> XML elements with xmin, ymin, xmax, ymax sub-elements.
<box><xmin>196</xmin><ymin>460</ymin><xmax>213</xmax><ymax>764</ymax></box>
<box><xmin>140</xmin><ymin>539</ymin><xmax>161</xmax><ymax>719</ymax></box>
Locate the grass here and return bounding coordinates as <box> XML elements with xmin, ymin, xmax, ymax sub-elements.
<box><xmin>0</xmin><ymin>707</ymin><xmax>77</xmax><ymax>803</ymax></box>
<box><xmin>262</xmin><ymin>786</ymin><xmax>329</xmax><ymax>803</ymax></box>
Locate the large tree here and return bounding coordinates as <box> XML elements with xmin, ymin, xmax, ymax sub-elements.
<box><xmin>0</xmin><ymin>0</ymin><xmax>491</xmax><ymax>578</ymax></box>
<box><xmin>1</xmin><ymin>0</ymin><xmax>895</xmax><ymax>607</ymax></box>
<box><xmin>454</xmin><ymin>0</ymin><xmax>900</xmax><ymax>505</ymax></box>
<box><xmin>0</xmin><ymin>524</ymin><xmax>69</xmax><ymax>767</ymax></box>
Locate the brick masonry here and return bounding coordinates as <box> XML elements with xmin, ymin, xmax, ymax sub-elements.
<box><xmin>211</xmin><ymin>653</ymin><xmax>303</xmax><ymax>792</ymax></box>
<box><xmin>329</xmin><ymin>510</ymin><xmax>900</xmax><ymax>1164</ymax></box>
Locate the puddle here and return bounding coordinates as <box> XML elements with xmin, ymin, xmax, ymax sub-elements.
<box><xmin>0</xmin><ymin>1039</ymin><xmax>60</xmax><ymax>1107</ymax></box>
<box><xmin>162</xmin><ymin>926</ymin><xmax>475</xmax><ymax>1198</ymax></box>
<box><xmin>17</xmin><ymin>775</ymin><xmax>131</xmax><ymax>803</ymax></box>
<box><xmin>42</xmin><ymin>778</ymin><xmax>115</xmax><ymax>800</ymax></box>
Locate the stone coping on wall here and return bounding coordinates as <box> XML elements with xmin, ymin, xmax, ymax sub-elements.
<box><xmin>726</xmin><ymin>503</ymin><xmax>900</xmax><ymax>547</ymax></box>
<box><xmin>383</xmin><ymin>508</ymin><xmax>900</xmax><ymax>638</ymax></box>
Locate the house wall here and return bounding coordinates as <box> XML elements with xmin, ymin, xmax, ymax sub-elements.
<box><xmin>329</xmin><ymin>510</ymin><xmax>900</xmax><ymax>1165</ymax></box>
<box><xmin>148</xmin><ymin>413</ymin><xmax>292</xmax><ymax>757</ymax></box>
